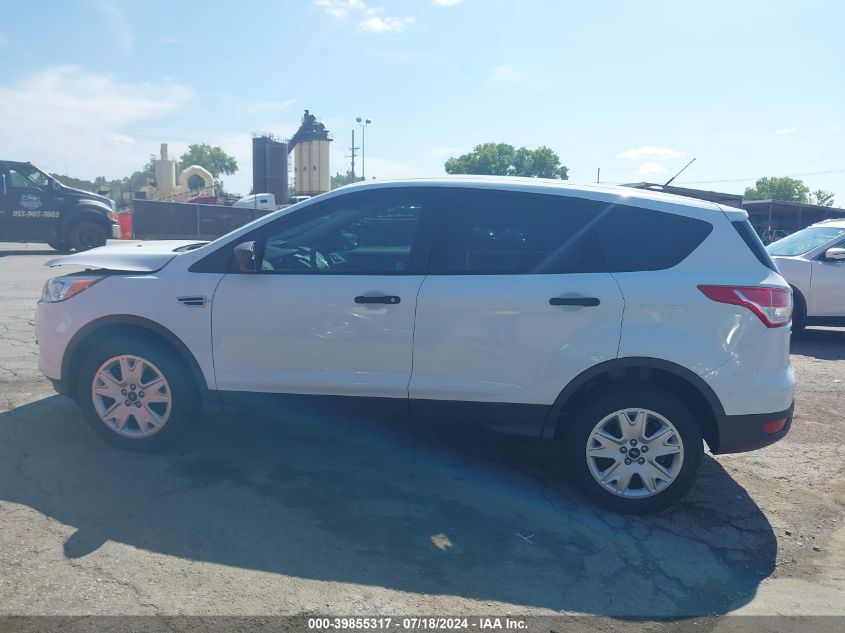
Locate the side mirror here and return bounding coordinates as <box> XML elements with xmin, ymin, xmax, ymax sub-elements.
<box><xmin>233</xmin><ymin>240</ymin><xmax>257</xmax><ymax>272</ymax></box>
<box><xmin>824</xmin><ymin>247</ymin><xmax>845</xmax><ymax>262</ymax></box>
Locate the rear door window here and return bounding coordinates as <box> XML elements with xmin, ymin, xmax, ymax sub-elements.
<box><xmin>434</xmin><ymin>189</ymin><xmax>605</xmax><ymax>274</ymax></box>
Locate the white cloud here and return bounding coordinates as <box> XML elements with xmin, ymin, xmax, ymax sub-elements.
<box><xmin>635</xmin><ymin>162</ymin><xmax>669</xmax><ymax>175</ymax></box>
<box><xmin>246</xmin><ymin>99</ymin><xmax>296</xmax><ymax>114</ymax></box>
<box><xmin>313</xmin><ymin>0</ymin><xmax>357</xmax><ymax>18</ymax></box>
<box><xmin>617</xmin><ymin>146</ymin><xmax>686</xmax><ymax>160</ymax></box>
<box><xmin>91</xmin><ymin>0</ymin><xmax>133</xmax><ymax>53</ymax></box>
<box><xmin>433</xmin><ymin>0</ymin><xmax>462</xmax><ymax>6</ymax></box>
<box><xmin>0</xmin><ymin>65</ymin><xmax>192</xmax><ymax>180</ymax></box>
<box><xmin>775</xmin><ymin>127</ymin><xmax>796</xmax><ymax>135</ymax></box>
<box><xmin>359</xmin><ymin>15</ymin><xmax>415</xmax><ymax>33</ymax></box>
<box><xmin>314</xmin><ymin>0</ymin><xmax>414</xmax><ymax>33</ymax></box>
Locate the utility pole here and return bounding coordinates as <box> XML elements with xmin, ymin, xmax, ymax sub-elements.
<box><xmin>356</xmin><ymin>117</ymin><xmax>372</xmax><ymax>180</ymax></box>
<box><xmin>348</xmin><ymin>129</ymin><xmax>359</xmax><ymax>180</ymax></box>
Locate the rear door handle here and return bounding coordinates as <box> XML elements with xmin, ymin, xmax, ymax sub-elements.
<box><xmin>355</xmin><ymin>295</ymin><xmax>401</xmax><ymax>305</ymax></box>
<box><xmin>549</xmin><ymin>296</ymin><xmax>600</xmax><ymax>307</ymax></box>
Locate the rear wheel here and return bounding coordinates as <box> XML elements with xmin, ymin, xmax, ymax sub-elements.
<box><xmin>76</xmin><ymin>337</ymin><xmax>196</xmax><ymax>451</ymax></box>
<box><xmin>564</xmin><ymin>386</ymin><xmax>703</xmax><ymax>514</ymax></box>
<box><xmin>69</xmin><ymin>221</ymin><xmax>107</xmax><ymax>251</ymax></box>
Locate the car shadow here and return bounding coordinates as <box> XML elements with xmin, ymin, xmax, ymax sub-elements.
<box><xmin>0</xmin><ymin>395</ymin><xmax>776</xmax><ymax>617</ymax></box>
<box><xmin>791</xmin><ymin>327</ymin><xmax>845</xmax><ymax>361</ymax></box>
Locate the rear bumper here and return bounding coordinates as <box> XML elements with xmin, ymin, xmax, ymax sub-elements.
<box><xmin>713</xmin><ymin>401</ymin><xmax>794</xmax><ymax>454</ymax></box>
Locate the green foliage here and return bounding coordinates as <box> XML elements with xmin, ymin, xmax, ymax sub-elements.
<box><xmin>331</xmin><ymin>171</ymin><xmax>362</xmax><ymax>189</ymax></box>
<box><xmin>50</xmin><ymin>173</ymin><xmax>97</xmax><ymax>192</ymax></box>
<box><xmin>444</xmin><ymin>143</ymin><xmax>569</xmax><ymax>179</ymax></box>
<box><xmin>743</xmin><ymin>177</ymin><xmax>809</xmax><ymax>203</ymax></box>
<box><xmin>178</xmin><ymin>143</ymin><xmax>238</xmax><ymax>178</ymax></box>
<box><xmin>811</xmin><ymin>189</ymin><xmax>835</xmax><ymax>207</ymax></box>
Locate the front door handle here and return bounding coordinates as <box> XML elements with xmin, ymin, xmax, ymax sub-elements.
<box><xmin>549</xmin><ymin>296</ymin><xmax>600</xmax><ymax>307</ymax></box>
<box><xmin>355</xmin><ymin>295</ymin><xmax>401</xmax><ymax>305</ymax></box>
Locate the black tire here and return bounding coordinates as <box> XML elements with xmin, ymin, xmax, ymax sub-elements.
<box><xmin>69</xmin><ymin>221</ymin><xmax>107</xmax><ymax>251</ymax></box>
<box><xmin>76</xmin><ymin>335</ymin><xmax>197</xmax><ymax>452</ymax></box>
<box><xmin>563</xmin><ymin>386</ymin><xmax>703</xmax><ymax>514</ymax></box>
<box><xmin>48</xmin><ymin>241</ymin><xmax>71</xmax><ymax>253</ymax></box>
<box><xmin>791</xmin><ymin>287</ymin><xmax>807</xmax><ymax>334</ymax></box>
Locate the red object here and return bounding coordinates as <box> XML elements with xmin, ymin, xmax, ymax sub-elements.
<box><xmin>763</xmin><ymin>418</ymin><xmax>787</xmax><ymax>435</ymax></box>
<box><xmin>187</xmin><ymin>195</ymin><xmax>217</xmax><ymax>204</ymax></box>
<box><xmin>117</xmin><ymin>213</ymin><xmax>133</xmax><ymax>240</ymax></box>
<box><xmin>697</xmin><ymin>285</ymin><xmax>792</xmax><ymax>328</ymax></box>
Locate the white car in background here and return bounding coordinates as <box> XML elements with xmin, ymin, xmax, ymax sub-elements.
<box><xmin>767</xmin><ymin>219</ymin><xmax>845</xmax><ymax>331</ymax></box>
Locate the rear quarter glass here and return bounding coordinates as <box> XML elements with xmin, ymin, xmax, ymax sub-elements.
<box><xmin>597</xmin><ymin>205</ymin><xmax>713</xmax><ymax>272</ymax></box>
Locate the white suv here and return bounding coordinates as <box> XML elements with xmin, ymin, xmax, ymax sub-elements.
<box><xmin>766</xmin><ymin>219</ymin><xmax>845</xmax><ymax>331</ymax></box>
<box><xmin>35</xmin><ymin>178</ymin><xmax>796</xmax><ymax>513</ymax></box>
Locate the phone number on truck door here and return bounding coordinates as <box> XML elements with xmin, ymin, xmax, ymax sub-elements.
<box><xmin>11</xmin><ymin>210</ymin><xmax>60</xmax><ymax>218</ymax></box>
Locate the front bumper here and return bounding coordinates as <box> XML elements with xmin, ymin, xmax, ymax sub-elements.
<box><xmin>48</xmin><ymin>378</ymin><xmax>71</xmax><ymax>397</ymax></box>
<box><xmin>713</xmin><ymin>401</ymin><xmax>794</xmax><ymax>454</ymax></box>
<box><xmin>111</xmin><ymin>223</ymin><xmax>121</xmax><ymax>239</ymax></box>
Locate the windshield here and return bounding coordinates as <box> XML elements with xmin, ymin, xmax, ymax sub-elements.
<box><xmin>766</xmin><ymin>226</ymin><xmax>845</xmax><ymax>256</ymax></box>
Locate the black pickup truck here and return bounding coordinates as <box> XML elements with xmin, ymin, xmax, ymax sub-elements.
<box><xmin>0</xmin><ymin>160</ymin><xmax>119</xmax><ymax>251</ymax></box>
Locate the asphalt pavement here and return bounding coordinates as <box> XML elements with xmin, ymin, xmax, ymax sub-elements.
<box><xmin>0</xmin><ymin>242</ymin><xmax>843</xmax><ymax>618</ymax></box>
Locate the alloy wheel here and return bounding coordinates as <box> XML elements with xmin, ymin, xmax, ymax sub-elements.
<box><xmin>91</xmin><ymin>355</ymin><xmax>172</xmax><ymax>438</ymax></box>
<box><xmin>585</xmin><ymin>408</ymin><xmax>684</xmax><ymax>498</ymax></box>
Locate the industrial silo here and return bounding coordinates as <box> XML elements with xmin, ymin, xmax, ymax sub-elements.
<box><xmin>252</xmin><ymin>134</ymin><xmax>289</xmax><ymax>205</ymax></box>
<box><xmin>289</xmin><ymin>110</ymin><xmax>332</xmax><ymax>197</ymax></box>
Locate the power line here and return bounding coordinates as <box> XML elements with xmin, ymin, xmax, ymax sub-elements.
<box><xmin>678</xmin><ymin>167</ymin><xmax>845</xmax><ymax>185</ymax></box>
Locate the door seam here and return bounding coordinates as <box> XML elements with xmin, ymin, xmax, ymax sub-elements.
<box><xmin>406</xmin><ymin>275</ymin><xmax>428</xmax><ymax>399</ymax></box>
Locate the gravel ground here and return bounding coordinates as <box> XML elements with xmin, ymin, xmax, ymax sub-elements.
<box><xmin>0</xmin><ymin>242</ymin><xmax>843</xmax><ymax>618</ymax></box>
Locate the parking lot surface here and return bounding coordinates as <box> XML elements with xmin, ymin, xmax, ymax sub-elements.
<box><xmin>1</xmin><ymin>242</ymin><xmax>843</xmax><ymax>617</ymax></box>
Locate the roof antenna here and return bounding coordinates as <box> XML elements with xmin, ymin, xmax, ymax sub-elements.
<box><xmin>663</xmin><ymin>157</ymin><xmax>696</xmax><ymax>187</ymax></box>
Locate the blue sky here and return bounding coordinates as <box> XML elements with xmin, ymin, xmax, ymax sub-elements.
<box><xmin>2</xmin><ymin>0</ymin><xmax>844</xmax><ymax>202</ymax></box>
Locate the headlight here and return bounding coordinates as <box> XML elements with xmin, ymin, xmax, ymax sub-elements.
<box><xmin>108</xmin><ymin>210</ymin><xmax>118</xmax><ymax>222</ymax></box>
<box><xmin>41</xmin><ymin>276</ymin><xmax>104</xmax><ymax>302</ymax></box>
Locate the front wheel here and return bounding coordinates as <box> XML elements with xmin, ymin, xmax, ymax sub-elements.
<box><xmin>69</xmin><ymin>221</ymin><xmax>107</xmax><ymax>251</ymax></box>
<box><xmin>48</xmin><ymin>241</ymin><xmax>71</xmax><ymax>253</ymax></box>
<box><xmin>791</xmin><ymin>287</ymin><xmax>807</xmax><ymax>334</ymax></box>
<box><xmin>76</xmin><ymin>337</ymin><xmax>196</xmax><ymax>451</ymax></box>
<box><xmin>564</xmin><ymin>387</ymin><xmax>703</xmax><ymax>514</ymax></box>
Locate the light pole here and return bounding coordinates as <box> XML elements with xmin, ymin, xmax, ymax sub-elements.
<box><xmin>356</xmin><ymin>117</ymin><xmax>372</xmax><ymax>180</ymax></box>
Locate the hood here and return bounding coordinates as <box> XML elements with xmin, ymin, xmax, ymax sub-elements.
<box><xmin>59</xmin><ymin>184</ymin><xmax>112</xmax><ymax>205</ymax></box>
<box><xmin>45</xmin><ymin>240</ymin><xmax>209</xmax><ymax>272</ymax></box>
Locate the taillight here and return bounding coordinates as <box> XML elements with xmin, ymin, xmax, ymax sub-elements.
<box><xmin>698</xmin><ymin>285</ymin><xmax>792</xmax><ymax>328</ymax></box>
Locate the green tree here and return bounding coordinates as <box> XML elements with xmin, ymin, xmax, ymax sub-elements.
<box><xmin>445</xmin><ymin>143</ymin><xmax>568</xmax><ymax>179</ymax></box>
<box><xmin>743</xmin><ymin>177</ymin><xmax>809</xmax><ymax>203</ymax></box>
<box><xmin>50</xmin><ymin>173</ymin><xmax>98</xmax><ymax>192</ymax></box>
<box><xmin>331</xmin><ymin>171</ymin><xmax>361</xmax><ymax>189</ymax></box>
<box><xmin>811</xmin><ymin>189</ymin><xmax>835</xmax><ymax>207</ymax></box>
<box><xmin>178</xmin><ymin>144</ymin><xmax>238</xmax><ymax>179</ymax></box>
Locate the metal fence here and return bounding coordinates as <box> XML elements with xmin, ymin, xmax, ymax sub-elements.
<box><xmin>130</xmin><ymin>200</ymin><xmax>274</xmax><ymax>240</ymax></box>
